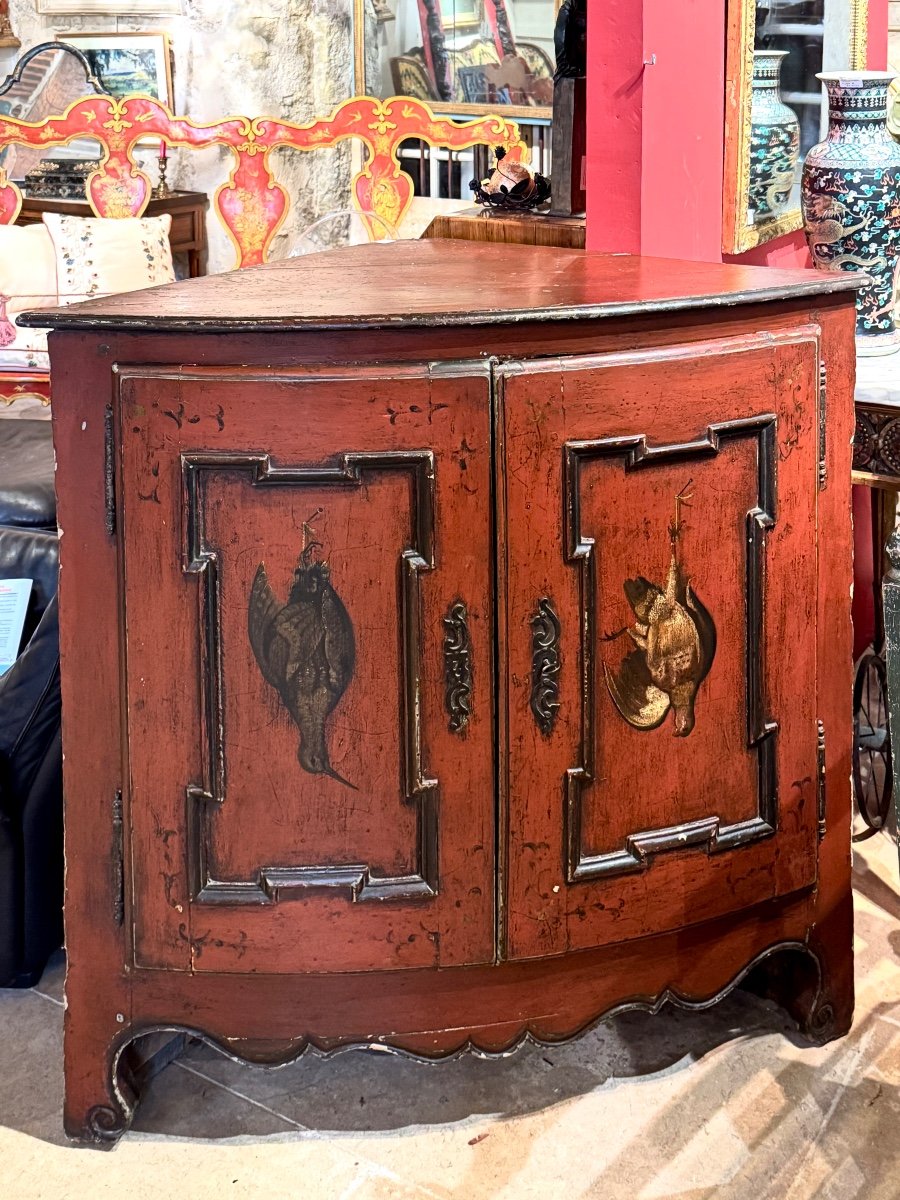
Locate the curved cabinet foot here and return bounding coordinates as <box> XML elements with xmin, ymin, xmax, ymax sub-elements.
<box><xmin>82</xmin><ymin>1102</ymin><xmax>133</xmax><ymax>1147</ymax></box>
<box><xmin>744</xmin><ymin>896</ymin><xmax>854</xmax><ymax>1046</ymax></box>
<box><xmin>64</xmin><ymin>1042</ymin><xmax>137</xmax><ymax>1147</ymax></box>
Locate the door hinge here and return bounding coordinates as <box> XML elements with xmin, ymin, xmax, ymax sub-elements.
<box><xmin>112</xmin><ymin>789</ymin><xmax>124</xmax><ymax>926</ymax></box>
<box><xmin>816</xmin><ymin>719</ymin><xmax>826</xmax><ymax>840</ymax></box>
<box><xmin>104</xmin><ymin>403</ymin><xmax>116</xmax><ymax>536</ymax></box>
<box><xmin>818</xmin><ymin>361</ymin><xmax>827</xmax><ymax>490</ymax></box>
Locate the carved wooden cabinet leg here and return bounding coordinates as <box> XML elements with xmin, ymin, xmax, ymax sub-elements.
<box><xmin>883</xmin><ymin>529</ymin><xmax>900</xmax><ymax>867</ymax></box>
<box><xmin>745</xmin><ymin>890</ymin><xmax>855</xmax><ymax>1045</ymax></box>
<box><xmin>63</xmin><ymin>1022</ymin><xmax>137</xmax><ymax>1147</ymax></box>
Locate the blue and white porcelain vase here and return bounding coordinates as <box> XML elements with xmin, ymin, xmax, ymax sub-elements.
<box><xmin>801</xmin><ymin>72</ymin><xmax>900</xmax><ymax>356</ymax></box>
<box><xmin>749</xmin><ymin>51</ymin><xmax>800</xmax><ymax>220</ymax></box>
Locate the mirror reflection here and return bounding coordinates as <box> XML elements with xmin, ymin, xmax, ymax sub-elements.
<box><xmin>362</xmin><ymin>0</ymin><xmax>556</xmax><ymax>113</ymax></box>
<box><xmin>0</xmin><ymin>44</ymin><xmax>105</xmax><ymax>187</ymax></box>
<box><xmin>748</xmin><ymin>1</ymin><xmax>826</xmax><ymax>227</ymax></box>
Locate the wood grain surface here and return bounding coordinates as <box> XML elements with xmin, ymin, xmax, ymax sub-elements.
<box><xmin>499</xmin><ymin>327</ymin><xmax>823</xmax><ymax>958</ymax></box>
<box><xmin>50</xmin><ymin>244</ymin><xmax>857</xmax><ymax>1142</ymax></box>
<box><xmin>24</xmin><ymin>240</ymin><xmax>861</xmax><ymax>333</ymax></box>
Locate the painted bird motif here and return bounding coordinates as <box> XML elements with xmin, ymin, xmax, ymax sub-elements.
<box><xmin>603</xmin><ymin>484</ymin><xmax>717</xmax><ymax>738</ymax></box>
<box><xmin>248</xmin><ymin>517</ymin><xmax>357</xmax><ymax>788</ymax></box>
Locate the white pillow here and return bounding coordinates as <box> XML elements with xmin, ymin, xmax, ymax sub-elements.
<box><xmin>0</xmin><ymin>222</ymin><xmax>58</xmax><ymax>309</ymax></box>
<box><xmin>42</xmin><ymin>212</ymin><xmax>175</xmax><ymax>303</ymax></box>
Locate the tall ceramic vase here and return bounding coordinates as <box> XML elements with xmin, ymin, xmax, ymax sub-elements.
<box><xmin>749</xmin><ymin>51</ymin><xmax>800</xmax><ymax>220</ymax></box>
<box><xmin>802</xmin><ymin>72</ymin><xmax>900</xmax><ymax>356</ymax></box>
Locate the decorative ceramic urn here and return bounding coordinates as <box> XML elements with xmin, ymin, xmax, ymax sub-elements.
<box><xmin>749</xmin><ymin>51</ymin><xmax>800</xmax><ymax>220</ymax></box>
<box><xmin>802</xmin><ymin>72</ymin><xmax>900</xmax><ymax>356</ymax></box>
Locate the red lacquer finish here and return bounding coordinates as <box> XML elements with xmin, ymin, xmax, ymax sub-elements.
<box><xmin>43</xmin><ymin>243</ymin><xmax>857</xmax><ymax>1145</ymax></box>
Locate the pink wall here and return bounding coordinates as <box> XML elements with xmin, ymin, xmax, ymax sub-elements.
<box><xmin>869</xmin><ymin>0</ymin><xmax>888</xmax><ymax>69</ymax></box>
<box><xmin>584</xmin><ymin>1</ymin><xmax>643</xmax><ymax>254</ymax></box>
<box><xmin>640</xmin><ymin>0</ymin><xmax>725</xmax><ymax>262</ymax></box>
<box><xmin>586</xmin><ymin>0</ymin><xmax>888</xmax><ymax>266</ymax></box>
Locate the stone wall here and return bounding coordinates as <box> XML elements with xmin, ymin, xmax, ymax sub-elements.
<box><xmin>2</xmin><ymin>0</ymin><xmax>356</xmax><ymax>270</ymax></box>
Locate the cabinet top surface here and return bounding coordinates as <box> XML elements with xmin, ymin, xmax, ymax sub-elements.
<box><xmin>22</xmin><ymin>239</ymin><xmax>859</xmax><ymax>334</ymax></box>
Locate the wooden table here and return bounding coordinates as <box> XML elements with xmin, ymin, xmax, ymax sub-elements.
<box><xmin>15</xmin><ymin>189</ymin><xmax>209</xmax><ymax>278</ymax></box>
<box><xmin>422</xmin><ymin>206</ymin><xmax>586</xmax><ymax>249</ymax></box>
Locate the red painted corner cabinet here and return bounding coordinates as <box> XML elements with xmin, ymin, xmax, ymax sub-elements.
<box><xmin>33</xmin><ymin>241</ymin><xmax>859</xmax><ymax>1143</ymax></box>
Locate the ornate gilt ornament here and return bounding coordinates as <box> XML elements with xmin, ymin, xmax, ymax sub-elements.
<box><xmin>530</xmin><ymin>597</ymin><xmax>561</xmax><ymax>735</ymax></box>
<box><xmin>603</xmin><ymin>484</ymin><xmax>716</xmax><ymax>737</ymax></box>
<box><xmin>248</xmin><ymin>510</ymin><xmax>357</xmax><ymax>788</ymax></box>
<box><xmin>443</xmin><ymin>600</ymin><xmax>473</xmax><ymax>733</ymax></box>
<box><xmin>0</xmin><ymin>89</ymin><xmax>524</xmax><ymax>265</ymax></box>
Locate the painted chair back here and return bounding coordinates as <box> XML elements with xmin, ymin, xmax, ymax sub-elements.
<box><xmin>0</xmin><ymin>94</ymin><xmax>523</xmax><ymax>268</ymax></box>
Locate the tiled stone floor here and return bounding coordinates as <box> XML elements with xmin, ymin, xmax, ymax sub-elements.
<box><xmin>2</xmin><ymin>831</ymin><xmax>900</xmax><ymax>1198</ymax></box>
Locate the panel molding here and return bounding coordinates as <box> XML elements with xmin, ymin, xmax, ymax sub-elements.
<box><xmin>563</xmin><ymin>416</ymin><xmax>779</xmax><ymax>882</ymax></box>
<box><xmin>181</xmin><ymin>450</ymin><xmax>439</xmax><ymax>905</ymax></box>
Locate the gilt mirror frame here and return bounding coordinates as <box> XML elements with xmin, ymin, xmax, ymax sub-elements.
<box><xmin>351</xmin><ymin>0</ymin><xmax>558</xmax><ymax>122</ymax></box>
<box><xmin>723</xmin><ymin>0</ymin><xmax>868</xmax><ymax>254</ymax></box>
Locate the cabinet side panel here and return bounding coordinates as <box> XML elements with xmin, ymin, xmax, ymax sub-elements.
<box><xmin>810</xmin><ymin>302</ymin><xmax>856</xmax><ymax>1034</ymax></box>
<box><xmin>50</xmin><ymin>334</ymin><xmax>159</xmax><ymax>1141</ymax></box>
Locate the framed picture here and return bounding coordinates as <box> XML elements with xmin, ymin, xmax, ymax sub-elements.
<box><xmin>38</xmin><ymin>2</ymin><xmax>182</xmax><ymax>13</ymax></box>
<box><xmin>457</xmin><ymin>65</ymin><xmax>490</xmax><ymax>104</ymax></box>
<box><xmin>60</xmin><ymin>32</ymin><xmax>173</xmax><ymax>108</ymax></box>
<box><xmin>439</xmin><ymin>0</ymin><xmax>480</xmax><ymax>28</ymax></box>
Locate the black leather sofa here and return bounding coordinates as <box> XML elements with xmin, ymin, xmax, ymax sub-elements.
<box><xmin>0</xmin><ymin>420</ymin><xmax>62</xmax><ymax>987</ymax></box>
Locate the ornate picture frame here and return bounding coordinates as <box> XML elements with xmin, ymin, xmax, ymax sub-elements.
<box><xmin>353</xmin><ymin>0</ymin><xmax>554</xmax><ymax>120</ymax></box>
<box><xmin>60</xmin><ymin>31</ymin><xmax>173</xmax><ymax>109</ymax></box>
<box><xmin>723</xmin><ymin>0</ymin><xmax>868</xmax><ymax>254</ymax></box>
<box><xmin>38</xmin><ymin>1</ymin><xmax>182</xmax><ymax>13</ymax></box>
<box><xmin>440</xmin><ymin>0</ymin><xmax>481</xmax><ymax>29</ymax></box>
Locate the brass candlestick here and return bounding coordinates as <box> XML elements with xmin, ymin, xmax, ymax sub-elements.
<box><xmin>153</xmin><ymin>147</ymin><xmax>171</xmax><ymax>199</ymax></box>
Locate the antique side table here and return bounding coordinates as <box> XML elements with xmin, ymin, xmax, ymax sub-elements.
<box><xmin>422</xmin><ymin>207</ymin><xmax>585</xmax><ymax>249</ymax></box>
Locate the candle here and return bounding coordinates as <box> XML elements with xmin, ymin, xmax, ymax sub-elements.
<box><xmin>159</xmin><ymin>140</ymin><xmax>167</xmax><ymax>161</ymax></box>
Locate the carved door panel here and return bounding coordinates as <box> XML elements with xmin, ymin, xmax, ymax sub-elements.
<box><xmin>119</xmin><ymin>363</ymin><xmax>495</xmax><ymax>973</ymax></box>
<box><xmin>498</xmin><ymin>330</ymin><xmax>824</xmax><ymax>960</ymax></box>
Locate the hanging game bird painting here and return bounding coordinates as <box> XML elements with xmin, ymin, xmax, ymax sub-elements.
<box><xmin>603</xmin><ymin>483</ymin><xmax>717</xmax><ymax>738</ymax></box>
<box><xmin>248</xmin><ymin>511</ymin><xmax>357</xmax><ymax>788</ymax></box>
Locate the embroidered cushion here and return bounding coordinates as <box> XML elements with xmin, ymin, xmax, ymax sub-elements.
<box><xmin>41</xmin><ymin>212</ymin><xmax>175</xmax><ymax>303</ymax></box>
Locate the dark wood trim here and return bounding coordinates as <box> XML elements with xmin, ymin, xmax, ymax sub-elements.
<box><xmin>562</xmin><ymin>415</ymin><xmax>779</xmax><ymax>882</ymax></box>
<box><xmin>19</xmin><ymin>243</ymin><xmax>863</xmax><ymax>334</ymax></box>
<box><xmin>69</xmin><ymin>927</ymin><xmax>827</xmax><ymax>1143</ymax></box>
<box><xmin>178</xmin><ymin>449</ymin><xmax>440</xmax><ymax>906</ymax></box>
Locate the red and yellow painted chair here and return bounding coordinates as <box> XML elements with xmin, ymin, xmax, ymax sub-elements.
<box><xmin>0</xmin><ymin>92</ymin><xmax>524</xmax><ymax>409</ymax></box>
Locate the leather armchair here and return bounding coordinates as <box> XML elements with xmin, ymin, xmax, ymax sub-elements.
<box><xmin>0</xmin><ymin>420</ymin><xmax>56</xmax><ymax>531</ymax></box>
<box><xmin>0</xmin><ymin>420</ymin><xmax>62</xmax><ymax>987</ymax></box>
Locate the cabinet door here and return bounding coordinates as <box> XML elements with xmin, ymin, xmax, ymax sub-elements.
<box><xmin>498</xmin><ymin>329</ymin><xmax>823</xmax><ymax>960</ymax></box>
<box><xmin>118</xmin><ymin>362</ymin><xmax>495</xmax><ymax>973</ymax></box>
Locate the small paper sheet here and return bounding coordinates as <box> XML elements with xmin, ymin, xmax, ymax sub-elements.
<box><xmin>0</xmin><ymin>579</ymin><xmax>32</xmax><ymax>676</ymax></box>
